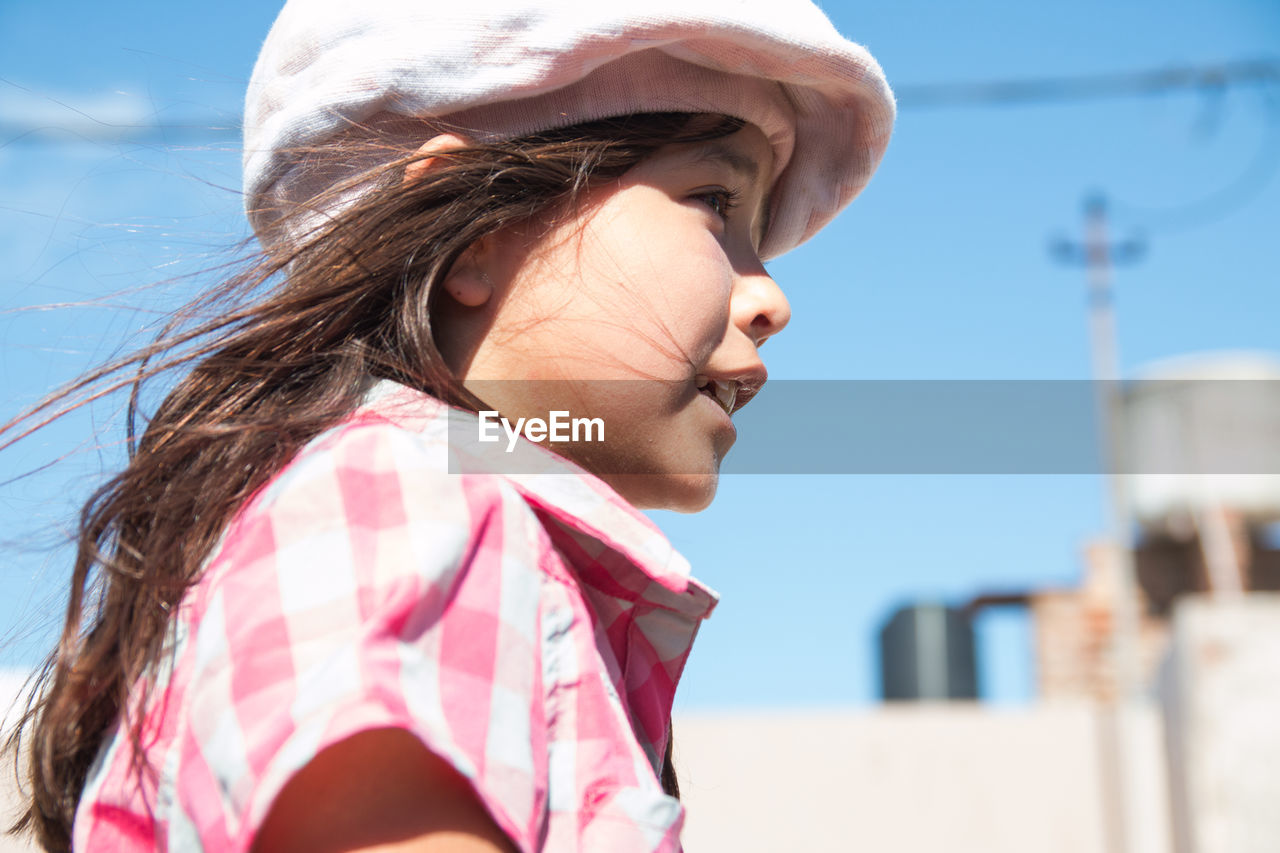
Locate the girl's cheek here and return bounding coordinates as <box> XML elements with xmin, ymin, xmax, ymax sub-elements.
<box><xmin>673</xmin><ymin>261</ymin><xmax>734</xmax><ymax>327</ymax></box>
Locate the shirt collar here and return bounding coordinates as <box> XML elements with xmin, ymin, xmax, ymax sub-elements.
<box><xmin>358</xmin><ymin>381</ymin><xmax>719</xmax><ymax>621</ymax></box>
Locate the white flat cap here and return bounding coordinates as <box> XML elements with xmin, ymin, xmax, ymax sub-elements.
<box><xmin>244</xmin><ymin>0</ymin><xmax>895</xmax><ymax>260</ymax></box>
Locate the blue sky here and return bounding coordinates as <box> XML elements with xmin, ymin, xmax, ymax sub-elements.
<box><xmin>2</xmin><ymin>0</ymin><xmax>1278</xmax><ymax>708</ymax></box>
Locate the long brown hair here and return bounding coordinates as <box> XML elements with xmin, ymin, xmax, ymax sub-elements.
<box><xmin>4</xmin><ymin>111</ymin><xmax>742</xmax><ymax>851</ymax></box>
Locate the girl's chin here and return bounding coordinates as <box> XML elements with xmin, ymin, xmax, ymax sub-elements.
<box><xmin>602</xmin><ymin>471</ymin><xmax>721</xmax><ymax>513</ymax></box>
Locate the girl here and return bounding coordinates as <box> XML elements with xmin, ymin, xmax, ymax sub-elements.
<box><xmin>5</xmin><ymin>0</ymin><xmax>893</xmax><ymax>850</ymax></box>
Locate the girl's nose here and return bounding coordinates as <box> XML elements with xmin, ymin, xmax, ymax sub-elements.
<box><xmin>733</xmin><ymin>266</ymin><xmax>791</xmax><ymax>348</ymax></box>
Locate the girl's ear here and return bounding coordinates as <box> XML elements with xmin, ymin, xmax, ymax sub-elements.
<box><xmin>403</xmin><ymin>132</ymin><xmax>475</xmax><ymax>185</ymax></box>
<box><xmin>406</xmin><ymin>132</ymin><xmax>495</xmax><ymax>308</ymax></box>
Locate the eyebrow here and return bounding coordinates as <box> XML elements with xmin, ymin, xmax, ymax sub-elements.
<box><xmin>694</xmin><ymin>142</ymin><xmax>761</xmax><ymax>182</ymax></box>
<box><xmin>691</xmin><ymin>141</ymin><xmax>773</xmax><ymax>250</ymax></box>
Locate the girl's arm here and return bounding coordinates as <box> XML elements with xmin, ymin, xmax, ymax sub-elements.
<box><xmin>252</xmin><ymin>727</ymin><xmax>518</xmax><ymax>853</ymax></box>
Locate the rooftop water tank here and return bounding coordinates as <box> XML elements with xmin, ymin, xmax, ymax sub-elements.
<box><xmin>1120</xmin><ymin>351</ymin><xmax>1280</xmax><ymax>528</ymax></box>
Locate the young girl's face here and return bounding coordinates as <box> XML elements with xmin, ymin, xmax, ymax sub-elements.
<box><xmin>439</xmin><ymin>122</ymin><xmax>789</xmax><ymax>511</ymax></box>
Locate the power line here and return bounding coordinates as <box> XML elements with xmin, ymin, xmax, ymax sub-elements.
<box><xmin>4</xmin><ymin>61</ymin><xmax>1278</xmax><ymax>231</ymax></box>
<box><xmin>0</xmin><ymin>76</ymin><xmax>240</xmax><ymax>147</ymax></box>
<box><xmin>895</xmin><ymin>59</ymin><xmax>1279</xmax><ymax>109</ymax></box>
<box><xmin>0</xmin><ymin>120</ymin><xmax>239</xmax><ymax>147</ymax></box>
<box><xmin>3</xmin><ymin>60</ymin><xmax>1278</xmax><ymax>147</ymax></box>
<box><xmin>903</xmin><ymin>59</ymin><xmax>1280</xmax><ymax>232</ymax></box>
<box><xmin>1108</xmin><ymin>100</ymin><xmax>1280</xmax><ymax>232</ymax></box>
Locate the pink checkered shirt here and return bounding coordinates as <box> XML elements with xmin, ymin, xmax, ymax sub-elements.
<box><xmin>73</xmin><ymin>381</ymin><xmax>718</xmax><ymax>852</ymax></box>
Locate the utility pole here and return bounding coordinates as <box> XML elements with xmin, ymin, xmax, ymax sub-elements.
<box><xmin>1052</xmin><ymin>193</ymin><xmax>1147</xmax><ymax>853</ymax></box>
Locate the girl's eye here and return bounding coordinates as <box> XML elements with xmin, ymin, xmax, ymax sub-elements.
<box><xmin>695</xmin><ymin>187</ymin><xmax>741</xmax><ymax>221</ymax></box>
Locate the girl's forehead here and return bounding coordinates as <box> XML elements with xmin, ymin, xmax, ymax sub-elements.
<box><xmin>682</xmin><ymin>141</ymin><xmax>768</xmax><ymax>183</ymax></box>
<box><xmin>652</xmin><ymin>124</ymin><xmax>774</xmax><ymax>177</ymax></box>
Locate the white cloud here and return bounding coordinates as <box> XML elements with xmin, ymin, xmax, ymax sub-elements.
<box><xmin>0</xmin><ymin>81</ymin><xmax>154</xmax><ymax>140</ymax></box>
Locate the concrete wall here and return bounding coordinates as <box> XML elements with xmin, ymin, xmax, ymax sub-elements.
<box><xmin>674</xmin><ymin>702</ymin><xmax>1170</xmax><ymax>853</ymax></box>
<box><xmin>1160</xmin><ymin>594</ymin><xmax>1280</xmax><ymax>853</ymax></box>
